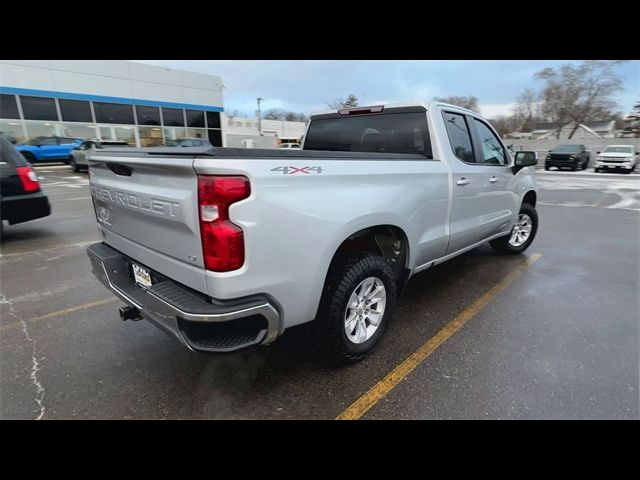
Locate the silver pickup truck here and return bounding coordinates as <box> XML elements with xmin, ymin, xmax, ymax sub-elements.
<box><xmin>87</xmin><ymin>102</ymin><xmax>539</xmax><ymax>362</ymax></box>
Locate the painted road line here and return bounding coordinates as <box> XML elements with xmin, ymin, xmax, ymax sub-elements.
<box><xmin>336</xmin><ymin>253</ymin><xmax>542</xmax><ymax>421</ymax></box>
<box><xmin>0</xmin><ymin>298</ymin><xmax>117</xmax><ymax>334</ymax></box>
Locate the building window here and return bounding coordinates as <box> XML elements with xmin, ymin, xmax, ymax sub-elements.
<box><xmin>206</xmin><ymin>111</ymin><xmax>221</xmax><ymax>129</ymax></box>
<box><xmin>61</xmin><ymin>123</ymin><xmax>98</xmax><ymax>140</ymax></box>
<box><xmin>93</xmin><ymin>102</ymin><xmax>134</xmax><ymax>124</ymax></box>
<box><xmin>187</xmin><ymin>128</ymin><xmax>207</xmax><ymax>140</ymax></box>
<box><xmin>162</xmin><ymin>108</ymin><xmax>184</xmax><ymax>127</ymax></box>
<box><xmin>59</xmin><ymin>99</ymin><xmax>93</xmax><ymax>122</ymax></box>
<box><xmin>0</xmin><ymin>119</ymin><xmax>24</xmax><ymax>143</ymax></box>
<box><xmin>186</xmin><ymin>109</ymin><xmax>205</xmax><ymax>128</ymax></box>
<box><xmin>163</xmin><ymin>127</ymin><xmax>186</xmax><ymax>141</ymax></box>
<box><xmin>23</xmin><ymin>120</ymin><xmax>57</xmax><ymax>139</ymax></box>
<box><xmin>207</xmin><ymin>129</ymin><xmax>222</xmax><ymax>147</ymax></box>
<box><xmin>135</xmin><ymin>105</ymin><xmax>161</xmax><ymax>125</ymax></box>
<box><xmin>0</xmin><ymin>94</ymin><xmax>20</xmax><ymax>119</ymax></box>
<box><xmin>98</xmin><ymin>125</ymin><xmax>136</xmax><ymax>145</ymax></box>
<box><xmin>20</xmin><ymin>95</ymin><xmax>58</xmax><ymax>121</ymax></box>
<box><xmin>138</xmin><ymin>126</ymin><xmax>164</xmax><ymax>147</ymax></box>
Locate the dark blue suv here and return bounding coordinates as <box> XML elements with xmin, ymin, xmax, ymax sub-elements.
<box><xmin>16</xmin><ymin>136</ymin><xmax>83</xmax><ymax>163</ymax></box>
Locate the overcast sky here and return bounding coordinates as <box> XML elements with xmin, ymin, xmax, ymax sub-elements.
<box><xmin>135</xmin><ymin>60</ymin><xmax>639</xmax><ymax>118</ymax></box>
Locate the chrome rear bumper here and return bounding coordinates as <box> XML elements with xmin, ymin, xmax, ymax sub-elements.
<box><xmin>87</xmin><ymin>242</ymin><xmax>281</xmax><ymax>352</ymax></box>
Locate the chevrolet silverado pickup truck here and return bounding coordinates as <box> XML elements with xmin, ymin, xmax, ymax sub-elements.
<box><xmin>86</xmin><ymin>102</ymin><xmax>539</xmax><ymax>362</ymax></box>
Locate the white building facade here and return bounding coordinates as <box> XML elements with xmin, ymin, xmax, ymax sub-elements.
<box><xmin>0</xmin><ymin>60</ymin><xmax>224</xmax><ymax>147</ymax></box>
<box><xmin>224</xmin><ymin>115</ymin><xmax>308</xmax><ymax>148</ymax></box>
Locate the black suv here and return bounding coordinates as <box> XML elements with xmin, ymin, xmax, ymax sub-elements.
<box><xmin>0</xmin><ymin>135</ymin><xmax>51</xmax><ymax>236</ymax></box>
<box><xmin>545</xmin><ymin>144</ymin><xmax>590</xmax><ymax>171</ymax></box>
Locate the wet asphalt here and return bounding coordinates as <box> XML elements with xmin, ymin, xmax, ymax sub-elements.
<box><xmin>0</xmin><ymin>166</ymin><xmax>638</xmax><ymax>419</ymax></box>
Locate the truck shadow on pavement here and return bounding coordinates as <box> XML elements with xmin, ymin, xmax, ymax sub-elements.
<box><xmin>122</xmin><ymin>246</ymin><xmax>527</xmax><ymax>419</ymax></box>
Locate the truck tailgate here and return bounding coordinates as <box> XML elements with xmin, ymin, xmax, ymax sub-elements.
<box><xmin>89</xmin><ymin>152</ymin><xmax>206</xmax><ymax>292</ymax></box>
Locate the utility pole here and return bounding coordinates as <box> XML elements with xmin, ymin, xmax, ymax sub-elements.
<box><xmin>257</xmin><ymin>97</ymin><xmax>263</xmax><ymax>136</ymax></box>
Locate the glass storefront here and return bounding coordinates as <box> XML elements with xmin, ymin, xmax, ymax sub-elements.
<box><xmin>138</xmin><ymin>126</ymin><xmax>164</xmax><ymax>147</ymax></box>
<box><xmin>22</xmin><ymin>120</ymin><xmax>57</xmax><ymax>138</ymax></box>
<box><xmin>163</xmin><ymin>127</ymin><xmax>186</xmax><ymax>142</ymax></box>
<box><xmin>60</xmin><ymin>123</ymin><xmax>98</xmax><ymax>140</ymax></box>
<box><xmin>0</xmin><ymin>119</ymin><xmax>25</xmax><ymax>143</ymax></box>
<box><xmin>187</xmin><ymin>128</ymin><xmax>207</xmax><ymax>139</ymax></box>
<box><xmin>0</xmin><ymin>92</ymin><xmax>223</xmax><ymax>147</ymax></box>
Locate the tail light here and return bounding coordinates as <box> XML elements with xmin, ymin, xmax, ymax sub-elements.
<box><xmin>198</xmin><ymin>175</ymin><xmax>251</xmax><ymax>272</ymax></box>
<box><xmin>16</xmin><ymin>166</ymin><xmax>40</xmax><ymax>193</ymax></box>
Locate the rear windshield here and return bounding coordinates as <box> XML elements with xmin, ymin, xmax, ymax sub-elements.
<box><xmin>602</xmin><ymin>146</ymin><xmax>633</xmax><ymax>153</ymax></box>
<box><xmin>0</xmin><ymin>135</ymin><xmax>29</xmax><ymax>167</ymax></box>
<box><xmin>553</xmin><ymin>145</ymin><xmax>582</xmax><ymax>153</ymax></box>
<box><xmin>304</xmin><ymin>112</ymin><xmax>432</xmax><ymax>157</ymax></box>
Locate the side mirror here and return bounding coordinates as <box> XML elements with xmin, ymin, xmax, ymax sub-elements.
<box><xmin>514</xmin><ymin>151</ymin><xmax>537</xmax><ymax>170</ymax></box>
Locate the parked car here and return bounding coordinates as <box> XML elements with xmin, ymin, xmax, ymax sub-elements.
<box><xmin>0</xmin><ymin>135</ymin><xmax>51</xmax><ymax>236</ymax></box>
<box><xmin>165</xmin><ymin>138</ymin><xmax>211</xmax><ymax>147</ymax></box>
<box><xmin>277</xmin><ymin>143</ymin><xmax>301</xmax><ymax>149</ymax></box>
<box><xmin>16</xmin><ymin>136</ymin><xmax>83</xmax><ymax>164</ymax></box>
<box><xmin>594</xmin><ymin>145</ymin><xmax>639</xmax><ymax>173</ymax></box>
<box><xmin>86</xmin><ymin>101</ymin><xmax>538</xmax><ymax>362</ymax></box>
<box><xmin>70</xmin><ymin>139</ymin><xmax>131</xmax><ymax>172</ymax></box>
<box><xmin>544</xmin><ymin>144</ymin><xmax>590</xmax><ymax>171</ymax></box>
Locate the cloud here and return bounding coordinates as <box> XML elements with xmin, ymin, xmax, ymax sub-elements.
<box><xmin>479</xmin><ymin>103</ymin><xmax>516</xmax><ymax>118</ymax></box>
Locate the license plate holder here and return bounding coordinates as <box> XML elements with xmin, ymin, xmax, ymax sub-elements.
<box><xmin>132</xmin><ymin>263</ymin><xmax>152</xmax><ymax>289</ymax></box>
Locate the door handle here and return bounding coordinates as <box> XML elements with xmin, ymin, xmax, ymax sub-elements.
<box><xmin>489</xmin><ymin>176</ymin><xmax>499</xmax><ymax>183</ymax></box>
<box><xmin>456</xmin><ymin>178</ymin><xmax>470</xmax><ymax>186</ymax></box>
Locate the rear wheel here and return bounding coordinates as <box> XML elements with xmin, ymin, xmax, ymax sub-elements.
<box><xmin>316</xmin><ymin>252</ymin><xmax>397</xmax><ymax>363</ymax></box>
<box><xmin>490</xmin><ymin>203</ymin><xmax>538</xmax><ymax>255</ymax></box>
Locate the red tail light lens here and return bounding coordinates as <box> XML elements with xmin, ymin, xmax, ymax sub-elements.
<box><xmin>198</xmin><ymin>175</ymin><xmax>250</xmax><ymax>272</ymax></box>
<box><xmin>16</xmin><ymin>166</ymin><xmax>40</xmax><ymax>193</ymax></box>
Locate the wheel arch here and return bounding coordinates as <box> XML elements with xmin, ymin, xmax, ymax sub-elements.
<box><xmin>522</xmin><ymin>190</ymin><xmax>537</xmax><ymax>207</ymax></box>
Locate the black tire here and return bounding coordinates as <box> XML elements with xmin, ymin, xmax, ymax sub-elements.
<box><xmin>595</xmin><ymin>167</ymin><xmax>600</xmax><ymax>173</ymax></box>
<box><xmin>572</xmin><ymin>161</ymin><xmax>579</xmax><ymax>171</ymax></box>
<box><xmin>21</xmin><ymin>151</ymin><xmax>35</xmax><ymax>163</ymax></box>
<box><xmin>489</xmin><ymin>203</ymin><xmax>538</xmax><ymax>255</ymax></box>
<box><xmin>544</xmin><ymin>165</ymin><xmax>550</xmax><ymax>171</ymax></box>
<box><xmin>70</xmin><ymin>159</ymin><xmax>79</xmax><ymax>172</ymax></box>
<box><xmin>316</xmin><ymin>252</ymin><xmax>397</xmax><ymax>363</ymax></box>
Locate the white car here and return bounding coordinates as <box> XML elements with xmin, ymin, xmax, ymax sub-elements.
<box><xmin>594</xmin><ymin>145</ymin><xmax>639</xmax><ymax>173</ymax></box>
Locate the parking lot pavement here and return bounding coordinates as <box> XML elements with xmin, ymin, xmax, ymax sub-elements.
<box><xmin>1</xmin><ymin>167</ymin><xmax>638</xmax><ymax>419</ymax></box>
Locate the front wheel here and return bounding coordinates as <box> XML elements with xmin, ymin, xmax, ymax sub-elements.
<box><xmin>70</xmin><ymin>159</ymin><xmax>79</xmax><ymax>172</ymax></box>
<box><xmin>490</xmin><ymin>203</ymin><xmax>538</xmax><ymax>255</ymax></box>
<box><xmin>316</xmin><ymin>252</ymin><xmax>397</xmax><ymax>363</ymax></box>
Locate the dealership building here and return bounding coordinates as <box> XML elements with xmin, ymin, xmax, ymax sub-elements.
<box><xmin>0</xmin><ymin>60</ymin><xmax>224</xmax><ymax>147</ymax></box>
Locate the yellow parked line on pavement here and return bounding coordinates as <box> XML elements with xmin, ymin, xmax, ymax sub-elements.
<box><xmin>336</xmin><ymin>253</ymin><xmax>542</xmax><ymax>420</ymax></box>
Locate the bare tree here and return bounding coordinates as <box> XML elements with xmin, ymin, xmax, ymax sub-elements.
<box><xmin>536</xmin><ymin>61</ymin><xmax>626</xmax><ymax>139</ymax></box>
<box><xmin>326</xmin><ymin>94</ymin><xmax>359</xmax><ymax>109</ymax></box>
<box><xmin>433</xmin><ymin>95</ymin><xmax>479</xmax><ymax>111</ymax></box>
<box><xmin>512</xmin><ymin>88</ymin><xmax>541</xmax><ymax>132</ymax></box>
<box><xmin>622</xmin><ymin>96</ymin><xmax>640</xmax><ymax>137</ymax></box>
<box><xmin>226</xmin><ymin>109</ymin><xmax>249</xmax><ymax>118</ymax></box>
<box><xmin>262</xmin><ymin>108</ymin><xmax>308</xmax><ymax>122</ymax></box>
<box><xmin>489</xmin><ymin>115</ymin><xmax>520</xmax><ymax>138</ymax></box>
